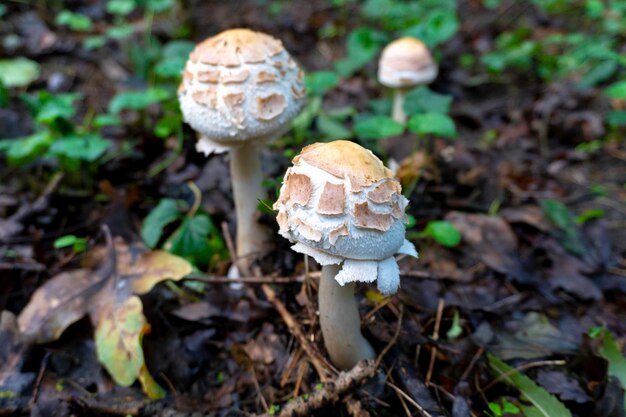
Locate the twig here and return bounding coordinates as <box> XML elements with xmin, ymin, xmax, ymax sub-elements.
<box><xmin>0</xmin><ymin>172</ymin><xmax>64</xmax><ymax>242</ymax></box>
<box><xmin>189</xmin><ymin>275</ymin><xmax>304</xmax><ymax>284</ymax></box>
<box><xmin>375</xmin><ymin>304</ymin><xmax>404</xmax><ymax>369</ymax></box>
<box><xmin>260</xmin><ymin>284</ymin><xmax>333</xmax><ymax>382</ymax></box>
<box><xmin>386</xmin><ymin>381</ymin><xmax>434</xmax><ymax>417</ymax></box>
<box><xmin>254</xmin><ymin>360</ymin><xmax>377</xmax><ymax>417</ymax></box>
<box><xmin>425</xmin><ymin>299</ymin><xmax>444</xmax><ymax>386</ymax></box>
<box><xmin>460</xmin><ymin>346</ymin><xmax>485</xmax><ymax>382</ymax></box>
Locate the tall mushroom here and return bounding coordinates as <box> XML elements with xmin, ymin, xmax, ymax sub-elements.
<box><xmin>273</xmin><ymin>140</ymin><xmax>417</xmax><ymax>369</ymax></box>
<box><xmin>179</xmin><ymin>29</ymin><xmax>306</xmax><ymax>272</ymax></box>
<box><xmin>378</xmin><ymin>37</ymin><xmax>437</xmax><ymax>124</ymax></box>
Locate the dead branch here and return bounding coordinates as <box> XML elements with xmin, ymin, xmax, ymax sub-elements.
<box><xmin>254</xmin><ymin>360</ymin><xmax>377</xmax><ymax>417</ymax></box>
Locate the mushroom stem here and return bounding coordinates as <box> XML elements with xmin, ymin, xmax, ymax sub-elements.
<box><xmin>230</xmin><ymin>144</ymin><xmax>268</xmax><ymax>274</ymax></box>
<box><xmin>391</xmin><ymin>88</ymin><xmax>407</xmax><ymax>124</ymax></box>
<box><xmin>319</xmin><ymin>264</ymin><xmax>375</xmax><ymax>370</ymax></box>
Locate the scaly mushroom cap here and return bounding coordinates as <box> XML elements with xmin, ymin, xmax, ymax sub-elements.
<box><xmin>178</xmin><ymin>28</ymin><xmax>306</xmax><ymax>155</ymax></box>
<box><xmin>378</xmin><ymin>37</ymin><xmax>438</xmax><ymax>88</ymax></box>
<box><xmin>274</xmin><ymin>140</ymin><xmax>417</xmax><ymax>295</ymax></box>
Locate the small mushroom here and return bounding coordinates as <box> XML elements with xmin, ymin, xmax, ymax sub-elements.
<box><xmin>179</xmin><ymin>28</ymin><xmax>306</xmax><ymax>272</ymax></box>
<box><xmin>273</xmin><ymin>140</ymin><xmax>418</xmax><ymax>369</ymax></box>
<box><xmin>378</xmin><ymin>37</ymin><xmax>438</xmax><ymax>124</ymax></box>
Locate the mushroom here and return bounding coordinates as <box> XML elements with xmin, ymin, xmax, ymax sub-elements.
<box><xmin>273</xmin><ymin>140</ymin><xmax>417</xmax><ymax>369</ymax></box>
<box><xmin>378</xmin><ymin>37</ymin><xmax>438</xmax><ymax>124</ymax></box>
<box><xmin>178</xmin><ymin>28</ymin><xmax>306</xmax><ymax>272</ymax></box>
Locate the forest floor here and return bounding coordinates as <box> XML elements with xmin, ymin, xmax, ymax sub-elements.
<box><xmin>1</xmin><ymin>1</ymin><xmax>626</xmax><ymax>416</ymax></box>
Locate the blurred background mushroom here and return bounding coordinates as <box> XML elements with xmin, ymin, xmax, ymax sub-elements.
<box><xmin>178</xmin><ymin>28</ymin><xmax>306</xmax><ymax>274</ymax></box>
<box><xmin>378</xmin><ymin>37</ymin><xmax>438</xmax><ymax>124</ymax></box>
<box><xmin>274</xmin><ymin>140</ymin><xmax>417</xmax><ymax>369</ymax></box>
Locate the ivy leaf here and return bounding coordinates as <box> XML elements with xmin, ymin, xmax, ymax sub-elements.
<box><xmin>36</xmin><ymin>93</ymin><xmax>81</xmax><ymax>123</ymax></box>
<box><xmin>353</xmin><ymin>115</ymin><xmax>404</xmax><ymax>140</ymax></box>
<box><xmin>166</xmin><ymin>214</ymin><xmax>219</xmax><ymax>266</ymax></box>
<box><xmin>55</xmin><ymin>11</ymin><xmax>93</xmax><ymax>31</ymax></box>
<box><xmin>403</xmin><ymin>87</ymin><xmax>452</xmax><ymax>115</ymax></box>
<box><xmin>487</xmin><ymin>354</ymin><xmax>573</xmax><ymax>417</ymax></box>
<box><xmin>335</xmin><ymin>27</ymin><xmax>386</xmax><ymax>76</ymax></box>
<box><xmin>141</xmin><ymin>198</ymin><xmax>184</xmax><ymax>248</ymax></box>
<box><xmin>407</xmin><ymin>112</ymin><xmax>457</xmax><ymax>138</ymax></box>
<box><xmin>49</xmin><ymin>134</ymin><xmax>112</xmax><ymax>162</ymax></box>
<box><xmin>4</xmin><ymin>131</ymin><xmax>53</xmax><ymax>166</ymax></box>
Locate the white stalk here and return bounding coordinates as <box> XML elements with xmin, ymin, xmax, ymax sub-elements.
<box><xmin>391</xmin><ymin>88</ymin><xmax>407</xmax><ymax>124</ymax></box>
<box><xmin>319</xmin><ymin>264</ymin><xmax>375</xmax><ymax>370</ymax></box>
<box><xmin>230</xmin><ymin>144</ymin><xmax>268</xmax><ymax>274</ymax></box>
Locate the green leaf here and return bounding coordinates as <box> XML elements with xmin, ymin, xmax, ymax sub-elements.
<box><xmin>94</xmin><ymin>114</ymin><xmax>122</xmax><ymax>128</ymax></box>
<box><xmin>599</xmin><ymin>330</ymin><xmax>626</xmax><ymax>409</ymax></box>
<box><xmin>541</xmin><ymin>199</ymin><xmax>585</xmax><ymax>256</ymax></box>
<box><xmin>154</xmin><ymin>41</ymin><xmax>195</xmax><ymax>78</ymax></box>
<box><xmin>0</xmin><ymin>58</ymin><xmax>40</xmax><ymax>88</ymax></box>
<box><xmin>109</xmin><ymin>87</ymin><xmax>169</xmax><ymax>114</ymax></box>
<box><xmin>408</xmin><ymin>112</ymin><xmax>457</xmax><ymax>138</ymax></box>
<box><xmin>425</xmin><ymin>220</ymin><xmax>461</xmax><ymax>247</ymax></box>
<box><xmin>487</xmin><ymin>354</ymin><xmax>573</xmax><ymax>417</ymax></box>
<box><xmin>36</xmin><ymin>93</ymin><xmax>82</xmax><ymax>124</ymax></box>
<box><xmin>317</xmin><ymin>114</ymin><xmax>351</xmax><ymax>140</ymax></box>
<box><xmin>106</xmin><ymin>0</ymin><xmax>136</xmax><ymax>15</ymax></box>
<box><xmin>605</xmin><ymin>80</ymin><xmax>626</xmax><ymax>99</ymax></box>
<box><xmin>141</xmin><ymin>199</ymin><xmax>183</xmax><ymax>248</ymax></box>
<box><xmin>305</xmin><ymin>71</ymin><xmax>339</xmax><ymax>96</ymax></box>
<box><xmin>83</xmin><ymin>36</ymin><xmax>107</xmax><ymax>50</ymax></box>
<box><xmin>575</xmin><ymin>209</ymin><xmax>606</xmax><ymax>224</ymax></box>
<box><xmin>55</xmin><ymin>11</ymin><xmax>93</xmax><ymax>31</ymax></box>
<box><xmin>405</xmin><ymin>9</ymin><xmax>459</xmax><ymax>46</ymax></box>
<box><xmin>144</xmin><ymin>0</ymin><xmax>174</xmax><ymax>12</ymax></box>
<box><xmin>106</xmin><ymin>24</ymin><xmax>134</xmax><ymax>40</ymax></box>
<box><xmin>446</xmin><ymin>309</ymin><xmax>462</xmax><ymax>340</ymax></box>
<box><xmin>403</xmin><ymin>87</ymin><xmax>452</xmax><ymax>115</ymax></box>
<box><xmin>578</xmin><ymin>60</ymin><xmax>617</xmax><ymax>88</ymax></box>
<box><xmin>166</xmin><ymin>214</ymin><xmax>220</xmax><ymax>266</ymax></box>
<box><xmin>353</xmin><ymin>115</ymin><xmax>404</xmax><ymax>140</ymax></box>
<box><xmin>53</xmin><ymin>235</ymin><xmax>87</xmax><ymax>252</ymax></box>
<box><xmin>334</xmin><ymin>27</ymin><xmax>386</xmax><ymax>76</ymax></box>
<box><xmin>607</xmin><ymin>111</ymin><xmax>626</xmax><ymax>127</ymax></box>
<box><xmin>49</xmin><ymin>134</ymin><xmax>112</xmax><ymax>162</ymax></box>
<box><xmin>4</xmin><ymin>131</ymin><xmax>53</xmax><ymax>165</ymax></box>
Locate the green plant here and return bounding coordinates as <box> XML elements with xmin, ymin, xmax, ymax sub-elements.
<box><xmin>0</xmin><ymin>92</ymin><xmax>112</xmax><ymax>170</ymax></box>
<box><xmin>53</xmin><ymin>235</ymin><xmax>88</xmax><ymax>253</ymax></box>
<box><xmin>141</xmin><ymin>192</ymin><xmax>227</xmax><ymax>269</ymax></box>
<box><xmin>487</xmin><ymin>353</ymin><xmax>573</xmax><ymax>417</ymax></box>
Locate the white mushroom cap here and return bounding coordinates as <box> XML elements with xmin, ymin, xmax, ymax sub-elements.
<box><xmin>178</xmin><ymin>29</ymin><xmax>307</xmax><ymax>155</ymax></box>
<box><xmin>274</xmin><ymin>140</ymin><xmax>418</xmax><ymax>295</ymax></box>
<box><xmin>378</xmin><ymin>37</ymin><xmax>438</xmax><ymax>88</ymax></box>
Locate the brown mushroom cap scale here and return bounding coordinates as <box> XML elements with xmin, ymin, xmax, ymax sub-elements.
<box><xmin>178</xmin><ymin>28</ymin><xmax>306</xmax><ymax>154</ymax></box>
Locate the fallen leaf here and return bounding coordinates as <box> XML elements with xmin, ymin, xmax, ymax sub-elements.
<box><xmin>17</xmin><ymin>233</ymin><xmax>192</xmax><ymax>398</ymax></box>
<box><xmin>94</xmin><ymin>295</ymin><xmax>147</xmax><ymax>387</ymax></box>
<box><xmin>446</xmin><ymin>212</ymin><xmax>535</xmax><ymax>284</ymax></box>
<box><xmin>535</xmin><ymin>370</ymin><xmax>592</xmax><ymax>404</ymax></box>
